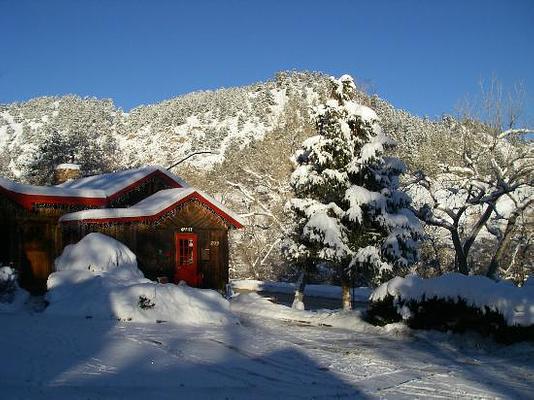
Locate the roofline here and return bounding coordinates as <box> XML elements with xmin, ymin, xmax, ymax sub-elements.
<box><xmin>0</xmin><ymin>184</ymin><xmax>107</xmax><ymax>209</ymax></box>
<box><xmin>0</xmin><ymin>167</ymin><xmax>185</xmax><ymax>210</ymax></box>
<box><xmin>60</xmin><ymin>191</ymin><xmax>244</xmax><ymax>229</ymax></box>
<box><xmin>105</xmin><ymin>169</ymin><xmax>183</xmax><ymax>203</ymax></box>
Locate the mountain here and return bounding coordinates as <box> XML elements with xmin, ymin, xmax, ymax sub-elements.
<box><xmin>0</xmin><ymin>71</ymin><xmax>454</xmax><ymax>183</ymax></box>
<box><xmin>0</xmin><ymin>72</ymin><xmax>326</xmax><ymax>181</ymax></box>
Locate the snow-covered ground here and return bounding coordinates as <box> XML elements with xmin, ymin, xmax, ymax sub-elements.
<box><xmin>1</xmin><ymin>236</ymin><xmax>532</xmax><ymax>399</ymax></box>
<box><xmin>1</xmin><ymin>295</ymin><xmax>533</xmax><ymax>399</ymax></box>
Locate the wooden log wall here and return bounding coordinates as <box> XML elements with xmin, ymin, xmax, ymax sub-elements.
<box><xmin>0</xmin><ymin>196</ymin><xmax>63</xmax><ymax>293</ymax></box>
<box><xmin>62</xmin><ymin>200</ymin><xmax>231</xmax><ymax>291</ymax></box>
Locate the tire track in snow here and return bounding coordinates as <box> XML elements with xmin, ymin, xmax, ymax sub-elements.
<box><xmin>235</xmin><ymin>312</ymin><xmax>522</xmax><ymax>399</ymax></box>
<box><xmin>114</xmin><ymin>324</ymin><xmax>363</xmax><ymax>398</ymax></box>
<box><xmin>118</xmin><ymin>330</ymin><xmax>344</xmax><ymax>391</ymax></box>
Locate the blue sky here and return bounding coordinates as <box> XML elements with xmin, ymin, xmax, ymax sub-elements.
<box><xmin>0</xmin><ymin>0</ymin><xmax>533</xmax><ymax>123</ymax></box>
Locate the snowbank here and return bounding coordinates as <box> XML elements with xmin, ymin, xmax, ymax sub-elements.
<box><xmin>231</xmin><ymin>293</ymin><xmax>379</xmax><ymax>333</ymax></box>
<box><xmin>371</xmin><ymin>273</ymin><xmax>534</xmax><ymax>327</ymax></box>
<box><xmin>47</xmin><ymin>233</ymin><xmax>237</xmax><ymax>326</ymax></box>
<box><xmin>54</xmin><ymin>233</ymin><xmax>142</xmax><ymax>280</ymax></box>
<box><xmin>231</xmin><ymin>279</ymin><xmax>372</xmax><ymax>301</ymax></box>
<box><xmin>0</xmin><ymin>266</ymin><xmax>29</xmax><ymax>312</ymax></box>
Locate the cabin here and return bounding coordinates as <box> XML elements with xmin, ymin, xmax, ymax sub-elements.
<box><xmin>0</xmin><ymin>165</ymin><xmax>243</xmax><ymax>293</ymax></box>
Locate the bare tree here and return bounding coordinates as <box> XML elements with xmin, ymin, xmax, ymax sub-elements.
<box><xmin>409</xmin><ymin>117</ymin><xmax>533</xmax><ymax>278</ymax></box>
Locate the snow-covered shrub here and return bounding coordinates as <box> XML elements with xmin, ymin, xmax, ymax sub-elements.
<box><xmin>0</xmin><ymin>266</ymin><xmax>18</xmax><ymax>303</ymax></box>
<box><xmin>367</xmin><ymin>274</ymin><xmax>534</xmax><ymax>343</ymax></box>
<box><xmin>0</xmin><ymin>266</ymin><xmax>29</xmax><ymax>312</ymax></box>
<box><xmin>138</xmin><ymin>295</ymin><xmax>156</xmax><ymax>310</ymax></box>
<box><xmin>46</xmin><ymin>233</ymin><xmax>236</xmax><ymax>325</ymax></box>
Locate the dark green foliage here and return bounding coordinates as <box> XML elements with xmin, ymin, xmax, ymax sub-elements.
<box><xmin>29</xmin><ymin>125</ymin><xmax>119</xmax><ymax>185</ymax></box>
<box><xmin>366</xmin><ymin>295</ymin><xmax>402</xmax><ymax>326</ymax></box>
<box><xmin>138</xmin><ymin>295</ymin><xmax>156</xmax><ymax>310</ymax></box>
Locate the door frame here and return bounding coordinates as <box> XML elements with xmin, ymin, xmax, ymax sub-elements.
<box><xmin>174</xmin><ymin>232</ymin><xmax>199</xmax><ymax>286</ymax></box>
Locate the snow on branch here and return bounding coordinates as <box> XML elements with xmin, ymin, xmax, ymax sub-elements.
<box><xmin>498</xmin><ymin>128</ymin><xmax>534</xmax><ymax>139</ymax></box>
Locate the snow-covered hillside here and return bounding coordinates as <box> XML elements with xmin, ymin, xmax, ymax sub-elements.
<box><xmin>0</xmin><ymin>71</ymin><xmax>459</xmax><ymax>183</ymax></box>
<box><xmin>0</xmin><ymin>72</ymin><xmax>330</xmax><ymax>181</ymax></box>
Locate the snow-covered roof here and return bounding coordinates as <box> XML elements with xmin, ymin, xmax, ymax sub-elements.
<box><xmin>57</xmin><ymin>166</ymin><xmax>188</xmax><ymax>195</ymax></box>
<box><xmin>0</xmin><ymin>176</ymin><xmax>107</xmax><ymax>199</ymax></box>
<box><xmin>60</xmin><ymin>188</ymin><xmax>245</xmax><ymax>228</ymax></box>
<box><xmin>0</xmin><ymin>166</ymin><xmax>243</xmax><ymax>228</ymax></box>
<box><xmin>0</xmin><ymin>166</ymin><xmax>188</xmax><ymax>208</ymax></box>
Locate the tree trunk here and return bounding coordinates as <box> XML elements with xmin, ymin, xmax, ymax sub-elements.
<box><xmin>341</xmin><ymin>277</ymin><xmax>352</xmax><ymax>311</ymax></box>
<box><xmin>486</xmin><ymin>207</ymin><xmax>521</xmax><ymax>279</ymax></box>
<box><xmin>462</xmin><ymin>203</ymin><xmax>497</xmax><ymax>266</ymax></box>
<box><xmin>292</xmin><ymin>271</ymin><xmax>306</xmax><ymax>310</ymax></box>
<box><xmin>451</xmin><ymin>231</ymin><xmax>469</xmax><ymax>275</ymax></box>
<box><xmin>486</xmin><ymin>257</ymin><xmax>501</xmax><ymax>281</ymax></box>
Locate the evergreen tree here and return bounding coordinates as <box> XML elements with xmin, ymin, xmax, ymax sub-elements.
<box><xmin>284</xmin><ymin>75</ymin><xmax>421</xmax><ymax>309</ymax></box>
<box><xmin>29</xmin><ymin>127</ymin><xmax>70</xmax><ymax>183</ymax></box>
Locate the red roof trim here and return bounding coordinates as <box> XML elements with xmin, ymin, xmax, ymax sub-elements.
<box><xmin>61</xmin><ymin>192</ymin><xmax>244</xmax><ymax>229</ymax></box>
<box><xmin>0</xmin><ymin>185</ymin><xmax>107</xmax><ymax>210</ymax></box>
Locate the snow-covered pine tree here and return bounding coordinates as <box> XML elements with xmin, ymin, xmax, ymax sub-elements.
<box><xmin>283</xmin><ymin>76</ymin><xmax>355</xmax><ymax>309</ymax></box>
<box><xmin>284</xmin><ymin>74</ymin><xmax>421</xmax><ymax>309</ymax></box>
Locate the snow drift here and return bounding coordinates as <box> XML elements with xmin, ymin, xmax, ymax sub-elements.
<box><xmin>371</xmin><ymin>273</ymin><xmax>534</xmax><ymax>327</ymax></box>
<box><xmin>54</xmin><ymin>232</ymin><xmax>142</xmax><ymax>280</ymax></box>
<box><xmin>46</xmin><ymin>233</ymin><xmax>237</xmax><ymax>326</ymax></box>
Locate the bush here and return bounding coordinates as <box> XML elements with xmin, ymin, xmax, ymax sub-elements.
<box><xmin>366</xmin><ymin>294</ymin><xmax>402</xmax><ymax>326</ymax></box>
<box><xmin>0</xmin><ymin>266</ymin><xmax>19</xmax><ymax>303</ymax></box>
<box><xmin>138</xmin><ymin>295</ymin><xmax>156</xmax><ymax>310</ymax></box>
<box><xmin>367</xmin><ymin>295</ymin><xmax>534</xmax><ymax>344</ymax></box>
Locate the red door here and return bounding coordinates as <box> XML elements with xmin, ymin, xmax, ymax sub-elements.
<box><xmin>174</xmin><ymin>233</ymin><xmax>201</xmax><ymax>286</ymax></box>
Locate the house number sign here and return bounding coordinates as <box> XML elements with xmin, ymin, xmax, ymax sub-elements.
<box><xmin>210</xmin><ymin>241</ymin><xmax>220</xmax><ymax>247</ymax></box>
<box><xmin>180</xmin><ymin>227</ymin><xmax>193</xmax><ymax>232</ymax></box>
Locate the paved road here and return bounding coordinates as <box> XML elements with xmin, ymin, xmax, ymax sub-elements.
<box><xmin>234</xmin><ymin>288</ymin><xmax>367</xmax><ymax>311</ymax></box>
